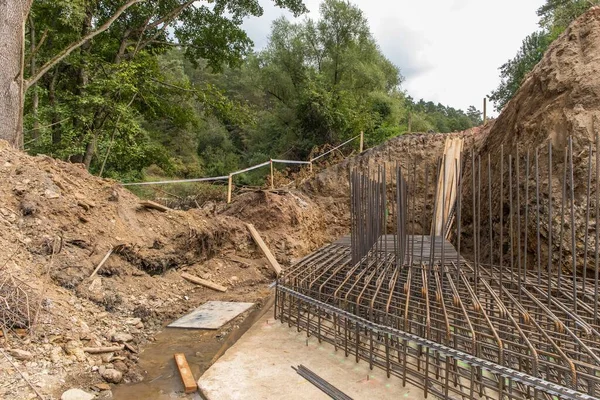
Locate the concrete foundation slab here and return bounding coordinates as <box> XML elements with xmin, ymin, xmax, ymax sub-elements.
<box><xmin>198</xmin><ymin>309</ymin><xmax>425</xmax><ymax>400</ymax></box>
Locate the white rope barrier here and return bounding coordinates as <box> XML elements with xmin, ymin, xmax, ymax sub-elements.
<box><xmin>230</xmin><ymin>161</ymin><xmax>271</xmax><ymax>176</ymax></box>
<box><xmin>310</xmin><ymin>135</ymin><xmax>360</xmax><ymax>162</ymax></box>
<box><xmin>121</xmin><ymin>175</ymin><xmax>229</xmax><ymax>186</ymax></box>
<box><xmin>271</xmin><ymin>159</ymin><xmax>312</xmax><ymax>165</ymax></box>
<box><xmin>120</xmin><ymin>134</ymin><xmax>362</xmax><ymax>192</ymax></box>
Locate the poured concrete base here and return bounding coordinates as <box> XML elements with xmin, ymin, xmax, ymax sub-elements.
<box><xmin>198</xmin><ymin>309</ymin><xmax>425</xmax><ymax>400</ymax></box>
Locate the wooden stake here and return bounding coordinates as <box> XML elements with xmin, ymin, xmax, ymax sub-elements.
<box><xmin>181</xmin><ymin>272</ymin><xmax>227</xmax><ymax>292</ymax></box>
<box><xmin>359</xmin><ymin>131</ymin><xmax>364</xmax><ymax>153</ymax></box>
<box><xmin>246</xmin><ymin>223</ymin><xmax>282</xmax><ymax>276</ymax></box>
<box><xmin>227</xmin><ymin>174</ymin><xmax>233</xmax><ymax>204</ymax></box>
<box><xmin>270</xmin><ymin>160</ymin><xmax>274</xmax><ymax>189</ymax></box>
<box><xmin>174</xmin><ymin>353</ymin><xmax>198</xmax><ymax>394</ymax></box>
<box><xmin>89</xmin><ymin>247</ymin><xmax>114</xmax><ymax>279</ymax></box>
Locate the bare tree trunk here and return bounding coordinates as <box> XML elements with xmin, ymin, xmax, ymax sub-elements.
<box><xmin>83</xmin><ymin>133</ymin><xmax>97</xmax><ymax>169</ymax></box>
<box><xmin>29</xmin><ymin>14</ymin><xmax>39</xmax><ymax>142</ymax></box>
<box><xmin>48</xmin><ymin>69</ymin><xmax>61</xmax><ymax>145</ymax></box>
<box><xmin>0</xmin><ymin>0</ymin><xmax>30</xmax><ymax>148</ymax></box>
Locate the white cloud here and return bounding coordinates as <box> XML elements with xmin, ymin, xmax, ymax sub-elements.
<box><xmin>243</xmin><ymin>0</ymin><xmax>545</xmax><ymax>114</ymax></box>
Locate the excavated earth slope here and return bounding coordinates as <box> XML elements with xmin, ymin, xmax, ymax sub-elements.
<box><xmin>0</xmin><ymin>140</ymin><xmax>330</xmax><ymax>399</ymax></box>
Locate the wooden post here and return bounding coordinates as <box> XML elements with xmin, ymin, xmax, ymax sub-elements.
<box><xmin>359</xmin><ymin>131</ymin><xmax>364</xmax><ymax>153</ymax></box>
<box><xmin>483</xmin><ymin>98</ymin><xmax>487</xmax><ymax>125</ymax></box>
<box><xmin>227</xmin><ymin>174</ymin><xmax>233</xmax><ymax>204</ymax></box>
<box><xmin>309</xmin><ymin>161</ymin><xmax>313</xmax><ymax>173</ymax></box>
<box><xmin>270</xmin><ymin>159</ymin><xmax>274</xmax><ymax>189</ymax></box>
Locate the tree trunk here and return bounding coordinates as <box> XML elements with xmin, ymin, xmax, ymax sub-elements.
<box><xmin>29</xmin><ymin>14</ymin><xmax>39</xmax><ymax>142</ymax></box>
<box><xmin>48</xmin><ymin>69</ymin><xmax>61</xmax><ymax>145</ymax></box>
<box><xmin>0</xmin><ymin>0</ymin><xmax>29</xmax><ymax>148</ymax></box>
<box><xmin>83</xmin><ymin>133</ymin><xmax>97</xmax><ymax>169</ymax></box>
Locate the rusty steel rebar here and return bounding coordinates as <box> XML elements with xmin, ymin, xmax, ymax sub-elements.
<box><xmin>277</xmin><ymin>137</ymin><xmax>600</xmax><ymax>400</ymax></box>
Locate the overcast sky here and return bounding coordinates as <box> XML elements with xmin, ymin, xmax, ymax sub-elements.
<box><xmin>242</xmin><ymin>0</ymin><xmax>544</xmax><ymax>114</ymax></box>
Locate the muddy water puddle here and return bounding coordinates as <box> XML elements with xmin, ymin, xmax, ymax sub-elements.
<box><xmin>112</xmin><ymin>295</ymin><xmax>273</xmax><ymax>399</ymax></box>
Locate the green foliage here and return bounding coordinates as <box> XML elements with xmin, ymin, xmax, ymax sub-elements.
<box><xmin>490</xmin><ymin>0</ymin><xmax>599</xmax><ymax>112</ymax></box>
<box><xmin>489</xmin><ymin>31</ymin><xmax>551</xmax><ymax>111</ymax></box>
<box><xmin>22</xmin><ymin>0</ymin><xmax>482</xmax><ymax>187</ymax></box>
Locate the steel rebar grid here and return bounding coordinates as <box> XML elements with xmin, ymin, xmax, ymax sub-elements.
<box><xmin>276</xmin><ymin>137</ymin><xmax>600</xmax><ymax>400</ymax></box>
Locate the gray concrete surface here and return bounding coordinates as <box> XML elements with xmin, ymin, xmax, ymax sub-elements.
<box><xmin>198</xmin><ymin>309</ymin><xmax>425</xmax><ymax>400</ymax></box>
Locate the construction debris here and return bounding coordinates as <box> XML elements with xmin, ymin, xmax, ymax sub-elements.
<box><xmin>181</xmin><ymin>272</ymin><xmax>227</xmax><ymax>293</ymax></box>
<box><xmin>82</xmin><ymin>346</ymin><xmax>124</xmax><ymax>354</ymax></box>
<box><xmin>167</xmin><ymin>301</ymin><xmax>254</xmax><ymax>330</ymax></box>
<box><xmin>88</xmin><ymin>246</ymin><xmax>120</xmax><ymax>279</ymax></box>
<box><xmin>246</xmin><ymin>223</ymin><xmax>282</xmax><ymax>276</ymax></box>
<box><xmin>174</xmin><ymin>353</ymin><xmax>197</xmax><ymax>393</ymax></box>
<box><xmin>293</xmin><ymin>365</ymin><xmax>353</xmax><ymax>400</ymax></box>
<box><xmin>139</xmin><ymin>200</ymin><xmax>171</xmax><ymax>212</ymax></box>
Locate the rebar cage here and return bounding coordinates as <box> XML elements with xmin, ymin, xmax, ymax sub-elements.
<box><xmin>276</xmin><ymin>137</ymin><xmax>600</xmax><ymax>400</ymax></box>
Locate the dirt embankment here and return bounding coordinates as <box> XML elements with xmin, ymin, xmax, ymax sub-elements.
<box><xmin>465</xmin><ymin>7</ymin><xmax>600</xmax><ymax>271</ymax></box>
<box><xmin>0</xmin><ymin>140</ymin><xmax>328</xmax><ymax>399</ymax></box>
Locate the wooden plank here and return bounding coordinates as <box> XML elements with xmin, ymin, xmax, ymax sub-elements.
<box><xmin>89</xmin><ymin>247</ymin><xmax>114</xmax><ymax>279</ymax></box>
<box><xmin>174</xmin><ymin>353</ymin><xmax>198</xmax><ymax>394</ymax></box>
<box><xmin>140</xmin><ymin>200</ymin><xmax>171</xmax><ymax>212</ymax></box>
<box><xmin>181</xmin><ymin>272</ymin><xmax>227</xmax><ymax>292</ymax></box>
<box><xmin>246</xmin><ymin>223</ymin><xmax>282</xmax><ymax>276</ymax></box>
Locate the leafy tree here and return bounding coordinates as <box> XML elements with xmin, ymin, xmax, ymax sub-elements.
<box><xmin>490</xmin><ymin>0</ymin><xmax>599</xmax><ymax>112</ymax></box>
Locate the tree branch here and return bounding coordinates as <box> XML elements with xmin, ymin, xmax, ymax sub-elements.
<box><xmin>24</xmin><ymin>0</ymin><xmax>146</xmax><ymax>91</ymax></box>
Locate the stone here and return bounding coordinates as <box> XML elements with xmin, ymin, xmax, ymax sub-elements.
<box><xmin>110</xmin><ymin>333</ymin><xmax>133</xmax><ymax>343</ymax></box>
<box><xmin>44</xmin><ymin>189</ymin><xmax>60</xmax><ymax>199</ymax></box>
<box><xmin>88</xmin><ymin>277</ymin><xmax>102</xmax><ymax>292</ymax></box>
<box><xmin>125</xmin><ymin>318</ymin><xmax>141</xmax><ymax>325</ymax></box>
<box><xmin>8</xmin><ymin>349</ymin><xmax>33</xmax><ymax>360</ymax></box>
<box><xmin>112</xmin><ymin>360</ymin><xmax>128</xmax><ymax>373</ymax></box>
<box><xmin>101</xmin><ymin>368</ymin><xmax>123</xmax><ymax>384</ymax></box>
<box><xmin>60</xmin><ymin>388</ymin><xmax>95</xmax><ymax>400</ymax></box>
<box><xmin>94</xmin><ymin>383</ymin><xmax>111</xmax><ymax>391</ymax></box>
<box><xmin>64</xmin><ymin>340</ymin><xmax>86</xmax><ymax>362</ymax></box>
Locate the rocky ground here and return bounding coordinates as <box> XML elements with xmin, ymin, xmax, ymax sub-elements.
<box><xmin>0</xmin><ymin>140</ymin><xmax>334</xmax><ymax>400</ymax></box>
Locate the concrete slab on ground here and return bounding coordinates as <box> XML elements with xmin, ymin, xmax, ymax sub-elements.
<box><xmin>197</xmin><ymin>309</ymin><xmax>425</xmax><ymax>400</ymax></box>
<box><xmin>168</xmin><ymin>301</ymin><xmax>254</xmax><ymax>330</ymax></box>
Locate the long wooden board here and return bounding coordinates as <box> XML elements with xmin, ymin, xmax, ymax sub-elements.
<box><xmin>246</xmin><ymin>223</ymin><xmax>282</xmax><ymax>276</ymax></box>
<box><xmin>174</xmin><ymin>353</ymin><xmax>198</xmax><ymax>393</ymax></box>
<box><xmin>181</xmin><ymin>272</ymin><xmax>227</xmax><ymax>292</ymax></box>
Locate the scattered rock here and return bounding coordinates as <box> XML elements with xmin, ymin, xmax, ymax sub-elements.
<box><xmin>60</xmin><ymin>388</ymin><xmax>95</xmax><ymax>400</ymax></box>
<box><xmin>44</xmin><ymin>189</ymin><xmax>60</xmax><ymax>199</ymax></box>
<box><xmin>94</xmin><ymin>383</ymin><xmax>111</xmax><ymax>391</ymax></box>
<box><xmin>19</xmin><ymin>200</ymin><xmax>37</xmax><ymax>216</ymax></box>
<box><xmin>64</xmin><ymin>340</ymin><xmax>86</xmax><ymax>362</ymax></box>
<box><xmin>8</xmin><ymin>349</ymin><xmax>33</xmax><ymax>361</ymax></box>
<box><xmin>88</xmin><ymin>277</ymin><xmax>102</xmax><ymax>292</ymax></box>
<box><xmin>108</xmin><ymin>190</ymin><xmax>119</xmax><ymax>202</ymax></box>
<box><xmin>112</xmin><ymin>360</ymin><xmax>128</xmax><ymax>373</ymax></box>
<box><xmin>110</xmin><ymin>333</ymin><xmax>133</xmax><ymax>343</ymax></box>
<box><xmin>125</xmin><ymin>318</ymin><xmax>141</xmax><ymax>325</ymax></box>
<box><xmin>101</xmin><ymin>368</ymin><xmax>123</xmax><ymax>384</ymax></box>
